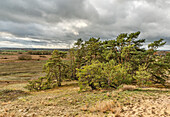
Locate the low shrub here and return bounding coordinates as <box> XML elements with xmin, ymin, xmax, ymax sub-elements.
<box><xmin>18</xmin><ymin>54</ymin><xmax>32</xmax><ymax>60</ymax></box>
<box><xmin>39</xmin><ymin>55</ymin><xmax>47</xmax><ymax>58</ymax></box>
<box><xmin>1</xmin><ymin>57</ymin><xmax>8</xmax><ymax>59</ymax></box>
<box><xmin>18</xmin><ymin>52</ymin><xmax>23</xmax><ymax>54</ymax></box>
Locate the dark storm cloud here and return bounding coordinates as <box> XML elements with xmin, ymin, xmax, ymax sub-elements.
<box><xmin>0</xmin><ymin>0</ymin><xmax>98</xmax><ymax>23</ymax></box>
<box><xmin>0</xmin><ymin>0</ymin><xmax>169</xmax><ymax>49</ymax></box>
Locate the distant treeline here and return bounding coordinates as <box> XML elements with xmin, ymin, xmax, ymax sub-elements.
<box><xmin>27</xmin><ymin>50</ymin><xmax>52</xmax><ymax>55</ymax></box>
<box><xmin>0</xmin><ymin>48</ymin><xmax>69</xmax><ymax>51</ymax></box>
<box><xmin>0</xmin><ymin>48</ymin><xmax>69</xmax><ymax>55</ymax></box>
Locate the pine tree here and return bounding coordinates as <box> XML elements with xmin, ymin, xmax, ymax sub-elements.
<box><xmin>26</xmin><ymin>50</ymin><xmax>68</xmax><ymax>91</ymax></box>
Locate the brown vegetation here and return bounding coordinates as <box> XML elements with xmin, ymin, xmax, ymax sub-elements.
<box><xmin>18</xmin><ymin>54</ymin><xmax>32</xmax><ymax>60</ymax></box>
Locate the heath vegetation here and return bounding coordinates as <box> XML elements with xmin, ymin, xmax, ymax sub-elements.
<box><xmin>0</xmin><ymin>32</ymin><xmax>170</xmax><ymax>116</ymax></box>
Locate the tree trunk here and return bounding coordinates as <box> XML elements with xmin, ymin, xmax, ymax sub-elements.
<box><xmin>89</xmin><ymin>82</ymin><xmax>96</xmax><ymax>90</ymax></box>
<box><xmin>58</xmin><ymin>66</ymin><xmax>61</xmax><ymax>86</ymax></box>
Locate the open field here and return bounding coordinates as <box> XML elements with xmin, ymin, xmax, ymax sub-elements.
<box><xmin>0</xmin><ymin>60</ymin><xmax>46</xmax><ymax>82</ymax></box>
<box><xmin>0</xmin><ymin>52</ymin><xmax>50</xmax><ymax>85</ymax></box>
<box><xmin>0</xmin><ymin>54</ymin><xmax>51</xmax><ymax>63</ymax></box>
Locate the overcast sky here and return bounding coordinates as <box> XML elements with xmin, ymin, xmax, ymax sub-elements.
<box><xmin>0</xmin><ymin>0</ymin><xmax>170</xmax><ymax>49</ymax></box>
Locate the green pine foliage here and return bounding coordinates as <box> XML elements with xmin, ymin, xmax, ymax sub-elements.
<box><xmin>76</xmin><ymin>32</ymin><xmax>169</xmax><ymax>91</ymax></box>
<box><xmin>26</xmin><ymin>50</ymin><xmax>68</xmax><ymax>91</ymax></box>
<box><xmin>134</xmin><ymin>64</ymin><xmax>152</xmax><ymax>86</ymax></box>
<box><xmin>103</xmin><ymin>60</ymin><xmax>133</xmax><ymax>88</ymax></box>
<box><xmin>77</xmin><ymin>61</ymin><xmax>107</xmax><ymax>91</ymax></box>
<box><xmin>26</xmin><ymin>31</ymin><xmax>169</xmax><ymax>91</ymax></box>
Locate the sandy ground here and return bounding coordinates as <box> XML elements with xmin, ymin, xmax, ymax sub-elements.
<box><xmin>0</xmin><ymin>83</ymin><xmax>169</xmax><ymax>117</ymax></box>
<box><xmin>120</xmin><ymin>93</ymin><xmax>170</xmax><ymax>117</ymax></box>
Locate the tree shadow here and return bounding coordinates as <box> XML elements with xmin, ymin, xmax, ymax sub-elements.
<box><xmin>61</xmin><ymin>82</ymin><xmax>78</xmax><ymax>87</ymax></box>
<box><xmin>134</xmin><ymin>88</ymin><xmax>170</xmax><ymax>93</ymax></box>
<box><xmin>0</xmin><ymin>89</ymin><xmax>30</xmax><ymax>102</ymax></box>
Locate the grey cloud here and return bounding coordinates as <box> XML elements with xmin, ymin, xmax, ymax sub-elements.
<box><xmin>0</xmin><ymin>21</ymin><xmax>43</xmax><ymax>37</ymax></box>
<box><xmin>0</xmin><ymin>0</ymin><xmax>98</xmax><ymax>23</ymax></box>
<box><xmin>0</xmin><ymin>0</ymin><xmax>169</xmax><ymax>49</ymax></box>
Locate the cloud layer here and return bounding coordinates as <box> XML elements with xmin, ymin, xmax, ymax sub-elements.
<box><xmin>0</xmin><ymin>0</ymin><xmax>170</xmax><ymax>49</ymax></box>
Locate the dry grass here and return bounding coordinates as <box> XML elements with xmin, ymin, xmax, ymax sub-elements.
<box><xmin>0</xmin><ymin>60</ymin><xmax>46</xmax><ymax>81</ymax></box>
<box><xmin>88</xmin><ymin>100</ymin><xmax>121</xmax><ymax>114</ymax></box>
<box><xmin>0</xmin><ymin>82</ymin><xmax>169</xmax><ymax>116</ymax></box>
<box><xmin>0</xmin><ymin>53</ymin><xmax>52</xmax><ymax>83</ymax></box>
<box><xmin>0</xmin><ymin>54</ymin><xmax>51</xmax><ymax>63</ymax></box>
<box><xmin>0</xmin><ymin>89</ymin><xmax>29</xmax><ymax>102</ymax></box>
<box><xmin>119</xmin><ymin>84</ymin><xmax>137</xmax><ymax>91</ymax></box>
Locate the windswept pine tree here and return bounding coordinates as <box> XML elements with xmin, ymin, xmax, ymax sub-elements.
<box><xmin>76</xmin><ymin>32</ymin><xmax>169</xmax><ymax>90</ymax></box>
<box><xmin>26</xmin><ymin>50</ymin><xmax>68</xmax><ymax>91</ymax></box>
<box><xmin>26</xmin><ymin>32</ymin><xmax>169</xmax><ymax>91</ymax></box>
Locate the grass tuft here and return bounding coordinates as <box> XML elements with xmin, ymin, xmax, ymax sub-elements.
<box><xmin>119</xmin><ymin>85</ymin><xmax>137</xmax><ymax>91</ymax></box>
<box><xmin>88</xmin><ymin>100</ymin><xmax>121</xmax><ymax>114</ymax></box>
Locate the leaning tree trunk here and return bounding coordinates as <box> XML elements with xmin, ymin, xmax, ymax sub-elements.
<box><xmin>58</xmin><ymin>66</ymin><xmax>62</xmax><ymax>86</ymax></box>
